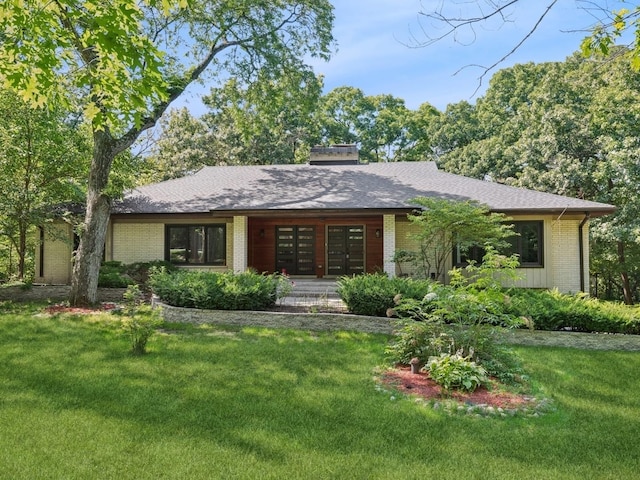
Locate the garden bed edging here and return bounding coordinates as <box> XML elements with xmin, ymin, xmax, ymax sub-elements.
<box><xmin>157</xmin><ymin>301</ymin><xmax>394</xmax><ymax>334</ymax></box>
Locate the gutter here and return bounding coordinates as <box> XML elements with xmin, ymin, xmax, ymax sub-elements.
<box><xmin>578</xmin><ymin>213</ymin><xmax>591</xmax><ymax>292</ymax></box>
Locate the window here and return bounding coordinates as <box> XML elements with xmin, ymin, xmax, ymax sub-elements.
<box><xmin>506</xmin><ymin>221</ymin><xmax>543</xmax><ymax>267</ymax></box>
<box><xmin>165</xmin><ymin>225</ymin><xmax>226</xmax><ymax>265</ymax></box>
<box><xmin>453</xmin><ymin>244</ymin><xmax>485</xmax><ymax>267</ymax></box>
<box><xmin>452</xmin><ymin>221</ymin><xmax>544</xmax><ymax>268</ymax></box>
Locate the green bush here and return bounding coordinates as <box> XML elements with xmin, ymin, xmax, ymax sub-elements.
<box><xmin>337</xmin><ymin>274</ymin><xmax>433</xmax><ymax>316</ymax></box>
<box><xmin>148</xmin><ymin>269</ymin><xmax>281</xmax><ymax>310</ymax></box>
<box><xmin>385</xmin><ymin>320</ymin><xmax>449</xmax><ymax>365</ymax></box>
<box><xmin>427</xmin><ymin>353</ymin><xmax>488</xmax><ymax>393</ymax></box>
<box><xmin>387</xmin><ymin>258</ymin><xmax>525</xmax><ymax>386</ymax></box>
<box><xmin>119</xmin><ymin>285</ymin><xmax>161</xmax><ymax>355</ymax></box>
<box><xmin>98</xmin><ymin>261</ymin><xmax>133</xmax><ymax>288</ymax></box>
<box><xmin>386</xmin><ymin>319</ymin><xmax>524</xmax><ymax>385</ymax></box>
<box><xmin>98</xmin><ymin>260</ymin><xmax>177</xmax><ymax>289</ymax></box>
<box><xmin>505</xmin><ymin>288</ymin><xmax>640</xmax><ymax>334</ymax></box>
<box><xmin>126</xmin><ymin>260</ymin><xmax>177</xmax><ymax>285</ymax></box>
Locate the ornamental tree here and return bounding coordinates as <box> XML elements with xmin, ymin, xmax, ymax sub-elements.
<box><xmin>404</xmin><ymin>197</ymin><xmax>514</xmax><ymax>282</ymax></box>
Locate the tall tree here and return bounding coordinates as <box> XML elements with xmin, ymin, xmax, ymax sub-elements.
<box><xmin>143</xmin><ymin>108</ymin><xmax>217</xmax><ymax>182</ymax></box>
<box><xmin>0</xmin><ymin>0</ymin><xmax>334</xmax><ymax>305</ymax></box>
<box><xmin>317</xmin><ymin>87</ymin><xmax>416</xmax><ymax>162</ymax></box>
<box><xmin>399</xmin><ymin>101</ymin><xmax>440</xmax><ymax>162</ymax></box>
<box><xmin>434</xmin><ymin>51</ymin><xmax>640</xmax><ymax>303</ymax></box>
<box><xmin>318</xmin><ymin>86</ymin><xmax>368</xmax><ymax>147</ymax></box>
<box><xmin>201</xmin><ymin>67</ymin><xmax>324</xmax><ymax>165</ymax></box>
<box><xmin>358</xmin><ymin>94</ymin><xmax>412</xmax><ymax>163</ymax></box>
<box><xmin>0</xmin><ymin>91</ymin><xmax>89</xmax><ymax>280</ymax></box>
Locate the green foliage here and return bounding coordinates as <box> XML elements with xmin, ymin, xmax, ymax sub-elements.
<box><xmin>98</xmin><ymin>262</ymin><xmax>134</xmax><ymax>288</ymax></box>
<box><xmin>434</xmin><ymin>53</ymin><xmax>640</xmax><ymax>303</ymax></box>
<box><xmin>336</xmin><ymin>273</ymin><xmax>433</xmax><ymax>317</ymax></box>
<box><xmin>119</xmin><ymin>284</ymin><xmax>162</xmax><ymax>355</ymax></box>
<box><xmin>394</xmin><ymin>249</ymin><xmax>522</xmax><ymax>328</ymax></box>
<box><xmin>427</xmin><ymin>352</ymin><xmax>489</xmax><ymax>393</ymax></box>
<box><xmin>0</xmin><ymin>91</ymin><xmax>89</xmax><ymax>280</ymax></box>
<box><xmin>387</xmin><ymin>255</ymin><xmax>525</xmax><ymax>386</ymax></box>
<box><xmin>505</xmin><ymin>288</ymin><xmax>640</xmax><ymax>334</ymax></box>
<box><xmin>403</xmin><ymin>197</ymin><xmax>514</xmax><ymax>282</ymax></box>
<box><xmin>385</xmin><ymin>320</ymin><xmax>448</xmax><ymax>365</ymax></box>
<box><xmin>149</xmin><ymin>269</ymin><xmax>282</xmax><ymax>310</ymax></box>
<box><xmin>98</xmin><ymin>260</ymin><xmax>177</xmax><ymax>288</ymax></box>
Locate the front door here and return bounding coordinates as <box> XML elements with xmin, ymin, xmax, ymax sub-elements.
<box><xmin>275</xmin><ymin>226</ymin><xmax>316</xmax><ymax>275</ymax></box>
<box><xmin>326</xmin><ymin>225</ymin><xmax>365</xmax><ymax>276</ymax></box>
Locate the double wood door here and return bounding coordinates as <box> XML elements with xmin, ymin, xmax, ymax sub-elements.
<box><xmin>326</xmin><ymin>225</ymin><xmax>364</xmax><ymax>276</ymax></box>
<box><xmin>275</xmin><ymin>224</ymin><xmax>365</xmax><ymax>276</ymax></box>
<box><xmin>275</xmin><ymin>226</ymin><xmax>316</xmax><ymax>275</ymax></box>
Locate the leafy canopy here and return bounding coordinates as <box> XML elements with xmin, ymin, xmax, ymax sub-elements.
<box><xmin>406</xmin><ymin>197</ymin><xmax>515</xmax><ymax>281</ymax></box>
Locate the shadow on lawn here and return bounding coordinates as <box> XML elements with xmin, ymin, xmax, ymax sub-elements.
<box><xmin>0</xmin><ymin>317</ymin><xmax>459</xmax><ymax>463</ymax></box>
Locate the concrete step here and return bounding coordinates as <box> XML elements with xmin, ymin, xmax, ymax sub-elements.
<box><xmin>287</xmin><ymin>280</ymin><xmax>339</xmax><ymax>297</ymax></box>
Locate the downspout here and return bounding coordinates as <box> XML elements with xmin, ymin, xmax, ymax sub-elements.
<box><xmin>578</xmin><ymin>212</ymin><xmax>590</xmax><ymax>292</ymax></box>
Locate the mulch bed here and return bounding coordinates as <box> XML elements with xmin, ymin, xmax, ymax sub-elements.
<box><xmin>380</xmin><ymin>366</ymin><xmax>534</xmax><ymax>410</ymax></box>
<box><xmin>43</xmin><ymin>303</ymin><xmax>118</xmax><ymax>315</ymax></box>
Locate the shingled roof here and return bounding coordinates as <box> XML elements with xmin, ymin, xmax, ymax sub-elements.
<box><xmin>113</xmin><ymin>162</ymin><xmax>615</xmax><ymax>216</ymax></box>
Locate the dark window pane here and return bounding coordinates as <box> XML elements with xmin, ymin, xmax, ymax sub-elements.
<box><xmin>168</xmin><ymin>227</ymin><xmax>188</xmax><ymax>263</ymax></box>
<box><xmin>188</xmin><ymin>226</ymin><xmax>205</xmax><ymax>264</ymax></box>
<box><xmin>453</xmin><ymin>244</ymin><xmax>485</xmax><ymax>267</ymax></box>
<box><xmin>507</xmin><ymin>221</ymin><xmax>543</xmax><ymax>267</ymax></box>
<box><xmin>520</xmin><ymin>223</ymin><xmax>540</xmax><ymax>264</ymax></box>
<box><xmin>206</xmin><ymin>226</ymin><xmax>226</xmax><ymax>265</ymax></box>
<box><xmin>166</xmin><ymin>224</ymin><xmax>226</xmax><ymax>265</ymax></box>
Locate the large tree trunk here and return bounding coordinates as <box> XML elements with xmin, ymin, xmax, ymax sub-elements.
<box><xmin>617</xmin><ymin>241</ymin><xmax>634</xmax><ymax>305</ymax></box>
<box><xmin>69</xmin><ymin>130</ymin><xmax>116</xmax><ymax>306</ymax></box>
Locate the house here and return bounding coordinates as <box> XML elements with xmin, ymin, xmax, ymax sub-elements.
<box><xmin>35</xmin><ymin>146</ymin><xmax>615</xmax><ymax>293</ymax></box>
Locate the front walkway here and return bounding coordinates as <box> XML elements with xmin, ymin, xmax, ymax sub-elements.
<box><xmin>277</xmin><ymin>279</ymin><xmax>347</xmax><ymax>311</ymax></box>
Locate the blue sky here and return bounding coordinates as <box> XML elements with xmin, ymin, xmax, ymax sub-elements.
<box><xmin>177</xmin><ymin>0</ymin><xmax>630</xmax><ymax>114</ymax></box>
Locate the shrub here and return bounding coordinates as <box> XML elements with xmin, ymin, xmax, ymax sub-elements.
<box><xmin>119</xmin><ymin>285</ymin><xmax>162</xmax><ymax>355</ymax></box>
<box><xmin>98</xmin><ymin>261</ymin><xmax>135</xmax><ymax>288</ymax></box>
<box><xmin>98</xmin><ymin>260</ymin><xmax>177</xmax><ymax>289</ymax></box>
<box><xmin>387</xmin><ymin>254</ymin><xmax>525</xmax><ymax>386</ymax></box>
<box><xmin>505</xmin><ymin>288</ymin><xmax>640</xmax><ymax>334</ymax></box>
<box><xmin>385</xmin><ymin>320</ymin><xmax>450</xmax><ymax>365</ymax></box>
<box><xmin>427</xmin><ymin>352</ymin><xmax>488</xmax><ymax>393</ymax></box>
<box><xmin>148</xmin><ymin>269</ymin><xmax>281</xmax><ymax>310</ymax></box>
<box><xmin>337</xmin><ymin>274</ymin><xmax>433</xmax><ymax>316</ymax></box>
<box><xmin>126</xmin><ymin>260</ymin><xmax>177</xmax><ymax>285</ymax></box>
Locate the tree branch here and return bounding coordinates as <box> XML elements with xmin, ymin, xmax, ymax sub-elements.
<box><xmin>411</xmin><ymin>0</ymin><xmax>560</xmax><ymax>96</ymax></box>
<box><xmin>462</xmin><ymin>0</ymin><xmax>559</xmax><ymax>96</ymax></box>
<box><xmin>115</xmin><ymin>38</ymin><xmax>243</xmax><ymax>154</ymax></box>
<box><xmin>116</xmin><ymin>6</ymin><xmax>305</xmax><ymax>155</ymax></box>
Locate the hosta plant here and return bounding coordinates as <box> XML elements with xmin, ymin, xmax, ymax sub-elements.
<box><xmin>427</xmin><ymin>352</ymin><xmax>488</xmax><ymax>393</ymax></box>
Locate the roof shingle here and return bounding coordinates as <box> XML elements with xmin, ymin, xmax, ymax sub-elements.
<box><xmin>113</xmin><ymin>162</ymin><xmax>615</xmax><ymax>216</ymax></box>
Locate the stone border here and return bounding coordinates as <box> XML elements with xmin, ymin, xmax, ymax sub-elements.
<box><xmin>157</xmin><ymin>302</ymin><xmax>640</xmax><ymax>350</ymax></box>
<box><xmin>158</xmin><ymin>301</ymin><xmax>394</xmax><ymax>334</ymax></box>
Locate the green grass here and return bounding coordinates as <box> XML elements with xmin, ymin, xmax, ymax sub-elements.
<box><xmin>1</xmin><ymin>303</ymin><xmax>639</xmax><ymax>479</ymax></box>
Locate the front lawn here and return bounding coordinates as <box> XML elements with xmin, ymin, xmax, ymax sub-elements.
<box><xmin>1</xmin><ymin>304</ymin><xmax>639</xmax><ymax>479</ymax></box>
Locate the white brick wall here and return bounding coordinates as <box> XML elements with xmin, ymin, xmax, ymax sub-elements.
<box><xmin>383</xmin><ymin>214</ymin><xmax>396</xmax><ymax>276</ymax></box>
<box><xmin>37</xmin><ymin>222</ymin><xmax>73</xmax><ymax>284</ymax></box>
<box><xmin>112</xmin><ymin>223</ymin><xmax>165</xmax><ymax>264</ymax></box>
<box><xmin>551</xmin><ymin>218</ymin><xmax>585</xmax><ymax>293</ymax></box>
<box><xmin>233</xmin><ymin>216</ymin><xmax>247</xmax><ymax>272</ymax></box>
